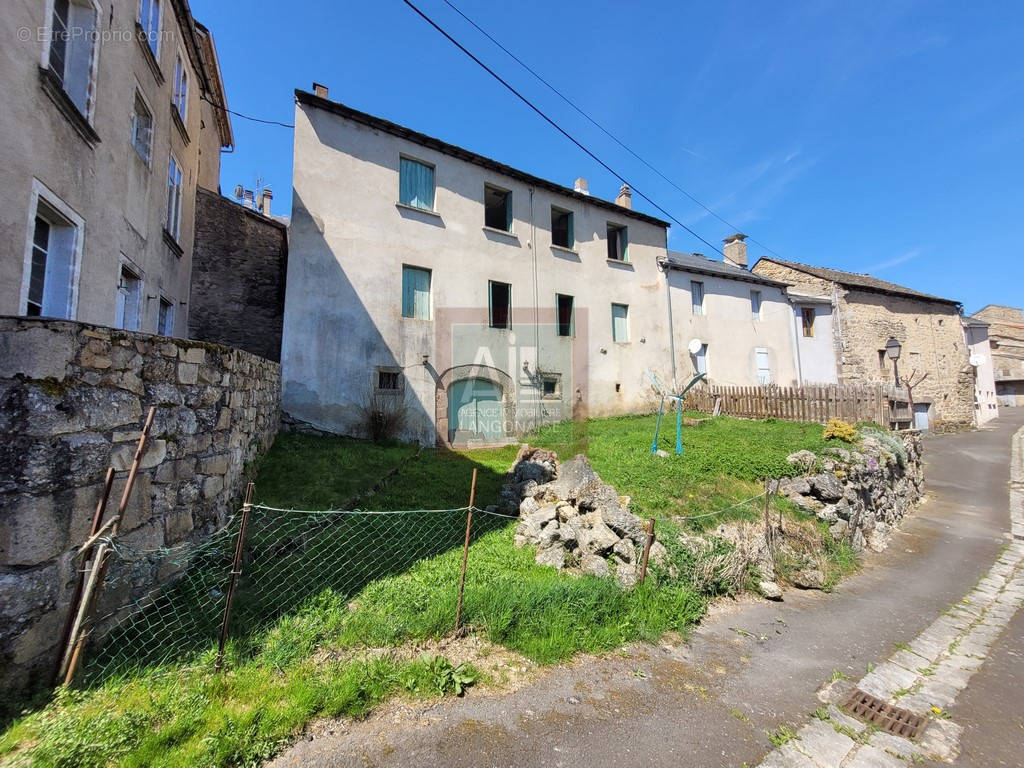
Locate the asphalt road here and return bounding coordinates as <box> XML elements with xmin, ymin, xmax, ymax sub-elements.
<box><xmin>270</xmin><ymin>410</ymin><xmax>1024</xmax><ymax>768</ymax></box>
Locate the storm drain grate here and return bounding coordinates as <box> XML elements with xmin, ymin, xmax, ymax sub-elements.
<box><xmin>843</xmin><ymin>688</ymin><xmax>927</xmax><ymax>740</ymax></box>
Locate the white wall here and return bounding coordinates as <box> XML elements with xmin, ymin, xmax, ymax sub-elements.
<box><xmin>283</xmin><ymin>101</ymin><xmax>674</xmax><ymax>445</ymax></box>
<box><xmin>965</xmin><ymin>324</ymin><xmax>999</xmax><ymax>424</ymax></box>
<box><xmin>792</xmin><ymin>301</ymin><xmax>839</xmax><ymax>384</ymax></box>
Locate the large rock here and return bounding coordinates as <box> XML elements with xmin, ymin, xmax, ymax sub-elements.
<box><xmin>570</xmin><ymin>513</ymin><xmax>620</xmax><ymax>555</ymax></box>
<box><xmin>535</xmin><ymin>454</ymin><xmax>598</xmax><ymax>502</ymax></box>
<box><xmin>580</xmin><ymin>553</ymin><xmax>610</xmax><ymax>578</ymax></box>
<box><xmin>808</xmin><ymin>473</ymin><xmax>845</xmax><ymax>502</ymax></box>
<box><xmin>535</xmin><ymin>544</ymin><xmax>566</xmax><ymax>569</ymax></box>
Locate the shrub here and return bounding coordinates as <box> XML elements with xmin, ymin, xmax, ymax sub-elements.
<box><xmin>862</xmin><ymin>428</ymin><xmax>908</xmax><ymax>468</ymax></box>
<box><xmin>356</xmin><ymin>389</ymin><xmax>409</xmax><ymax>442</ymax></box>
<box><xmin>823</xmin><ymin>418</ymin><xmax>857</xmax><ymax>443</ymax></box>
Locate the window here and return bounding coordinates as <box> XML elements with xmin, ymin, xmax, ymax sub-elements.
<box><xmin>691</xmin><ymin>281</ymin><xmax>704</xmax><ymax>316</ymax></box>
<box><xmin>399</xmin><ymin>157</ymin><xmax>435</xmax><ymax>211</ymax></box>
<box><xmin>611</xmin><ymin>303</ymin><xmax>629</xmax><ymax>342</ymax></box>
<box><xmin>695</xmin><ymin>344</ymin><xmax>708</xmax><ymax>375</ymax></box>
<box><xmin>750</xmin><ymin>290</ymin><xmax>762</xmax><ymax>320</ymax></box>
<box><xmin>556</xmin><ymin>293</ymin><xmax>574</xmax><ymax>338</ymax></box>
<box><xmin>115</xmin><ymin>265</ymin><xmax>142</xmax><ymax>330</ymax></box>
<box><xmin>551</xmin><ymin>206</ymin><xmax>573</xmax><ymax>249</ymax></box>
<box><xmin>24</xmin><ymin>196</ymin><xmax>79</xmax><ymax>319</ymax></box>
<box><xmin>377</xmin><ymin>370</ymin><xmax>400</xmax><ymax>391</ymax></box>
<box><xmin>401</xmin><ymin>265</ymin><xmax>431</xmax><ymax>319</ymax></box>
<box><xmin>489</xmin><ymin>281</ymin><xmax>511</xmax><ymax>329</ymax></box>
<box><xmin>756</xmin><ymin>348</ymin><xmax>772</xmax><ymax>384</ymax></box>
<box><xmin>166</xmin><ymin>154</ymin><xmax>183</xmax><ymax>240</ymax></box>
<box><xmin>540</xmin><ymin>376</ymin><xmax>559</xmax><ymax>398</ymax></box>
<box><xmin>138</xmin><ymin>0</ymin><xmax>161</xmax><ymax>56</ymax></box>
<box><xmin>47</xmin><ymin>0</ymin><xmax>99</xmax><ymax>117</ymax></box>
<box><xmin>801</xmin><ymin>307</ymin><xmax>816</xmax><ymax>337</ymax></box>
<box><xmin>878</xmin><ymin>349</ymin><xmax>887</xmax><ymax>372</ymax></box>
<box><xmin>172</xmin><ymin>53</ymin><xmax>189</xmax><ymax>122</ymax></box>
<box><xmin>484</xmin><ymin>184</ymin><xmax>512</xmax><ymax>231</ymax></box>
<box><xmin>158</xmin><ymin>296</ymin><xmax>174</xmax><ymax>335</ymax></box>
<box><xmin>607</xmin><ymin>223</ymin><xmax>628</xmax><ymax>261</ymax></box>
<box><xmin>131</xmin><ymin>91</ymin><xmax>153</xmax><ymax>162</ymax></box>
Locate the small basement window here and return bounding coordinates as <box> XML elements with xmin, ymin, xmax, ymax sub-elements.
<box><xmin>556</xmin><ymin>293</ymin><xmax>575</xmax><ymax>337</ymax></box>
<box><xmin>540</xmin><ymin>376</ymin><xmax>560</xmax><ymax>398</ymax></box>
<box><xmin>607</xmin><ymin>223</ymin><xmax>628</xmax><ymax>261</ymax></box>
<box><xmin>484</xmin><ymin>184</ymin><xmax>512</xmax><ymax>231</ymax></box>
<box><xmin>377</xmin><ymin>370</ymin><xmax>401</xmax><ymax>391</ymax></box>
<box><xmin>551</xmin><ymin>206</ymin><xmax>573</xmax><ymax>249</ymax></box>
<box><xmin>489</xmin><ymin>280</ymin><xmax>511</xmax><ymax>329</ymax></box>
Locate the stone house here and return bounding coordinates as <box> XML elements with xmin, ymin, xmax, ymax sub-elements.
<box><xmin>751</xmin><ymin>258</ymin><xmax>974</xmax><ymax>429</ymax></box>
<box><xmin>283</xmin><ymin>85</ymin><xmax>685</xmax><ymax>446</ymax></box>
<box><xmin>973</xmin><ymin>305</ymin><xmax>1024</xmax><ymax>406</ymax></box>
<box><xmin>661</xmin><ymin>237</ymin><xmax>803</xmax><ymax>387</ymax></box>
<box><xmin>0</xmin><ymin>0</ymin><xmax>233</xmax><ymax>336</ymax></box>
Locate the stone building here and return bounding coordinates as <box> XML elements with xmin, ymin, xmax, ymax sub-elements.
<box><xmin>973</xmin><ymin>305</ymin><xmax>1024</xmax><ymax>406</ymax></box>
<box><xmin>751</xmin><ymin>258</ymin><xmax>973</xmax><ymax>430</ymax></box>
<box><xmin>0</xmin><ymin>0</ymin><xmax>233</xmax><ymax>336</ymax></box>
<box><xmin>189</xmin><ymin>188</ymin><xmax>289</xmax><ymax>362</ymax></box>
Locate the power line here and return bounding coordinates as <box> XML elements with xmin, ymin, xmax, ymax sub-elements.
<box><xmin>202</xmin><ymin>95</ymin><xmax>294</xmax><ymax>128</ymax></box>
<box><xmin>441</xmin><ymin>0</ymin><xmax>785</xmax><ymax>260</ymax></box>
<box><xmin>399</xmin><ymin>0</ymin><xmax>725</xmax><ymax>257</ymax></box>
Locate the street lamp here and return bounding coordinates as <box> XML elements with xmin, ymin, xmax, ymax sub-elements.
<box><xmin>885</xmin><ymin>336</ymin><xmax>902</xmax><ymax>388</ymax></box>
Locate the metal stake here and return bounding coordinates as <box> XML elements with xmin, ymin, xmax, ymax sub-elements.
<box><xmin>215</xmin><ymin>481</ymin><xmax>255</xmax><ymax>670</ymax></box>
<box><xmin>639</xmin><ymin>517</ymin><xmax>656</xmax><ymax>584</ymax></box>
<box><xmin>454</xmin><ymin>468</ymin><xmax>477</xmax><ymax>632</ymax></box>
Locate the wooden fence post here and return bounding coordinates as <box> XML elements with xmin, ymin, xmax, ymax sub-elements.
<box><xmin>454</xmin><ymin>468</ymin><xmax>478</xmax><ymax>632</ymax></box>
<box><xmin>638</xmin><ymin>518</ymin><xmax>656</xmax><ymax>584</ymax></box>
<box><xmin>215</xmin><ymin>481</ymin><xmax>255</xmax><ymax>670</ymax></box>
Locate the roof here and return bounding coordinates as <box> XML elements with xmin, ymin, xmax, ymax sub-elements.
<box><xmin>662</xmin><ymin>251</ymin><xmax>790</xmax><ymax>287</ymax></box>
<box><xmin>753</xmin><ymin>257</ymin><xmax>961</xmax><ymax>306</ymax></box>
<box><xmin>193</xmin><ymin>22</ymin><xmax>233</xmax><ymax>150</ymax></box>
<box><xmin>963</xmin><ymin>315</ymin><xmax>990</xmax><ymax>328</ymax></box>
<box><xmin>294</xmin><ymin>90</ymin><xmax>671</xmax><ymax>229</ymax></box>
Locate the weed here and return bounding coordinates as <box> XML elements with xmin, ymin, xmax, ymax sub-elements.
<box><xmin>831</xmin><ymin>669</ymin><xmax>851</xmax><ymax>681</ymax></box>
<box><xmin>811</xmin><ymin>706</ymin><xmax>830</xmax><ymax>721</ymax></box>
<box><xmin>730</xmin><ymin>708</ymin><xmax>751</xmax><ymax>723</ymax></box>
<box><xmin>403</xmin><ymin>655</ymin><xmax>477</xmax><ymax>696</ymax></box>
<box><xmin>765</xmin><ymin>724</ymin><xmax>799</xmax><ymax>747</ymax></box>
<box><xmin>894</xmin><ymin>642</ymin><xmax>911</xmax><ymax>652</ymax></box>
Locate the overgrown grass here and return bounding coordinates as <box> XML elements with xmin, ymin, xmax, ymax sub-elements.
<box><xmin>1</xmin><ymin>413</ymin><xmax>840</xmax><ymax>767</ymax></box>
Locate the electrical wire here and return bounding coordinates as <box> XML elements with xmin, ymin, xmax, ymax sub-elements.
<box><xmin>201</xmin><ymin>95</ymin><xmax>294</xmax><ymax>128</ymax></box>
<box><xmin>441</xmin><ymin>0</ymin><xmax>785</xmax><ymax>261</ymax></box>
<box><xmin>400</xmin><ymin>0</ymin><xmax>726</xmax><ymax>257</ymax></box>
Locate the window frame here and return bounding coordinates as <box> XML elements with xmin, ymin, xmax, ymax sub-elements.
<box><xmin>607</xmin><ymin>222</ymin><xmax>629</xmax><ymax>262</ymax></box>
<box><xmin>138</xmin><ymin>0</ymin><xmax>162</xmax><ymax>59</ymax></box>
<box><xmin>750</xmin><ymin>289</ymin><xmax>762</xmax><ymax>320</ymax></box>
<box><xmin>489</xmin><ymin>280</ymin><xmax>512</xmax><ymax>330</ymax></box>
<box><xmin>801</xmin><ymin>307</ymin><xmax>816</xmax><ymax>338</ymax></box>
<box><xmin>130</xmin><ymin>87</ymin><xmax>154</xmax><ymax>164</ymax></box>
<box><xmin>166</xmin><ymin>152</ymin><xmax>184</xmax><ymax>241</ymax></box>
<box><xmin>172</xmin><ymin>50</ymin><xmax>189</xmax><ymax>124</ymax></box>
<box><xmin>19</xmin><ymin>179</ymin><xmax>83</xmax><ymax>319</ymax></box>
<box><xmin>398</xmin><ymin>154</ymin><xmax>436</xmax><ymax>212</ymax></box>
<box><xmin>551</xmin><ymin>206</ymin><xmax>574</xmax><ymax>250</ymax></box>
<box><xmin>611</xmin><ymin>302</ymin><xmax>629</xmax><ymax>343</ymax></box>
<box><xmin>483</xmin><ymin>183</ymin><xmax>513</xmax><ymax>233</ymax></box>
<box><xmin>41</xmin><ymin>0</ymin><xmax>102</xmax><ymax>123</ymax></box>
<box><xmin>691</xmin><ymin>280</ymin><xmax>705</xmax><ymax>316</ymax></box>
<box><xmin>115</xmin><ymin>258</ymin><xmax>144</xmax><ymax>331</ymax></box>
<box><xmin>401</xmin><ymin>264</ymin><xmax>432</xmax><ymax>320</ymax></box>
<box><xmin>375</xmin><ymin>368</ymin><xmax>402</xmax><ymax>393</ymax></box>
<box><xmin>555</xmin><ymin>293</ymin><xmax>575</xmax><ymax>338</ymax></box>
<box><xmin>157</xmin><ymin>295</ymin><xmax>175</xmax><ymax>336</ymax></box>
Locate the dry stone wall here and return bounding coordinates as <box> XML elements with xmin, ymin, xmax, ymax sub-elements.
<box><xmin>0</xmin><ymin>317</ymin><xmax>280</xmax><ymax>694</ymax></box>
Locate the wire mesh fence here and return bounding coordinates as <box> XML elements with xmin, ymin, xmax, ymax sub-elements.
<box><xmin>77</xmin><ymin>499</ymin><xmax>515</xmax><ymax>684</ymax></box>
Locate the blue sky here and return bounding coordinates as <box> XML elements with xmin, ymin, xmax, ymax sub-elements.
<box><xmin>191</xmin><ymin>0</ymin><xmax>1023</xmax><ymax>314</ymax></box>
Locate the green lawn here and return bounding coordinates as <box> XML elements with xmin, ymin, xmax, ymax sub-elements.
<box><xmin>1</xmin><ymin>413</ymin><xmax>840</xmax><ymax>768</ymax></box>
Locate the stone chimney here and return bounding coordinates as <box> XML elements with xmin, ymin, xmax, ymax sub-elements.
<box><xmin>260</xmin><ymin>189</ymin><xmax>273</xmax><ymax>216</ymax></box>
<box><xmin>313</xmin><ymin>82</ymin><xmax>329</xmax><ymax>99</ymax></box>
<box><xmin>723</xmin><ymin>233</ymin><xmax>748</xmax><ymax>269</ymax></box>
<box><xmin>615</xmin><ymin>184</ymin><xmax>632</xmax><ymax>209</ymax></box>
<box><xmin>573</xmin><ymin>177</ymin><xmax>589</xmax><ymax>195</ymax></box>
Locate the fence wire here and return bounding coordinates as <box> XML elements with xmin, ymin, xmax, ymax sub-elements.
<box><xmin>78</xmin><ymin>504</ymin><xmax>512</xmax><ymax>683</ymax></box>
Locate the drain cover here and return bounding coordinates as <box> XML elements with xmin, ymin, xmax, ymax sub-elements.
<box><xmin>843</xmin><ymin>688</ymin><xmax>926</xmax><ymax>740</ymax></box>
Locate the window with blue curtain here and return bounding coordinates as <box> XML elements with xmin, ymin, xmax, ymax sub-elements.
<box><xmin>399</xmin><ymin>157</ymin><xmax>435</xmax><ymax>210</ymax></box>
<box><xmin>402</xmin><ymin>265</ymin><xmax>431</xmax><ymax>319</ymax></box>
<box><xmin>611</xmin><ymin>303</ymin><xmax>629</xmax><ymax>342</ymax></box>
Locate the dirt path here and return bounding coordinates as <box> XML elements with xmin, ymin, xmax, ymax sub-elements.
<box><xmin>269</xmin><ymin>411</ymin><xmax>1024</xmax><ymax>768</ymax></box>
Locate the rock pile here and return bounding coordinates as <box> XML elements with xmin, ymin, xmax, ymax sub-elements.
<box><xmin>499</xmin><ymin>446</ymin><xmax>664</xmax><ymax>588</ymax></box>
<box><xmin>777</xmin><ymin>431</ymin><xmax>924</xmax><ymax>554</ymax></box>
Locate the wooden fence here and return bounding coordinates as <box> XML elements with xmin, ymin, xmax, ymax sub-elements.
<box><xmin>684</xmin><ymin>383</ymin><xmax>910</xmax><ymax>427</ymax></box>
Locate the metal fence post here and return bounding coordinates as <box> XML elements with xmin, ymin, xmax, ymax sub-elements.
<box><xmin>638</xmin><ymin>517</ymin><xmax>656</xmax><ymax>584</ymax></box>
<box><xmin>454</xmin><ymin>468</ymin><xmax>477</xmax><ymax>632</ymax></box>
<box><xmin>215</xmin><ymin>481</ymin><xmax>255</xmax><ymax>670</ymax></box>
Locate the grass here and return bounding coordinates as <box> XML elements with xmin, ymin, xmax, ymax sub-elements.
<box><xmin>1</xmin><ymin>412</ymin><xmax>847</xmax><ymax>767</ymax></box>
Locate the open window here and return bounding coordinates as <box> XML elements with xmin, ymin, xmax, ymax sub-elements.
<box><xmin>607</xmin><ymin>223</ymin><xmax>628</xmax><ymax>261</ymax></box>
<box><xmin>484</xmin><ymin>184</ymin><xmax>512</xmax><ymax>231</ymax></box>
<box><xmin>551</xmin><ymin>206</ymin><xmax>573</xmax><ymax>249</ymax></box>
<box><xmin>46</xmin><ymin>0</ymin><xmax>100</xmax><ymax>118</ymax></box>
<box><xmin>801</xmin><ymin>307</ymin><xmax>816</xmax><ymax>337</ymax></box>
<box><xmin>23</xmin><ymin>191</ymin><xmax>80</xmax><ymax>319</ymax></box>
<box><xmin>556</xmin><ymin>293</ymin><xmax>574</xmax><ymax>337</ymax></box>
<box><xmin>489</xmin><ymin>280</ymin><xmax>511</xmax><ymax>329</ymax></box>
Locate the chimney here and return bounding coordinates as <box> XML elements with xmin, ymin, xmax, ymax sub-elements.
<box><xmin>615</xmin><ymin>184</ymin><xmax>632</xmax><ymax>209</ymax></box>
<box><xmin>313</xmin><ymin>82</ymin><xmax>329</xmax><ymax>99</ymax></box>
<box><xmin>233</xmin><ymin>184</ymin><xmax>244</xmax><ymax>202</ymax></box>
<box><xmin>243</xmin><ymin>189</ymin><xmax>254</xmax><ymax>210</ymax></box>
<box><xmin>573</xmin><ymin>177</ymin><xmax>589</xmax><ymax>195</ymax></box>
<box><xmin>261</xmin><ymin>188</ymin><xmax>273</xmax><ymax>216</ymax></box>
<box><xmin>723</xmin><ymin>233</ymin><xmax>748</xmax><ymax>269</ymax></box>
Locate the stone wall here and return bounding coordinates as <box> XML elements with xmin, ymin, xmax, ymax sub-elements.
<box><xmin>0</xmin><ymin>317</ymin><xmax>280</xmax><ymax>693</ymax></box>
<box><xmin>190</xmin><ymin>187</ymin><xmax>289</xmax><ymax>362</ymax></box>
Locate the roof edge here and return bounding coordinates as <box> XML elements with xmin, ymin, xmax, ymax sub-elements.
<box><xmin>294</xmin><ymin>89</ymin><xmax>671</xmax><ymax>229</ymax></box>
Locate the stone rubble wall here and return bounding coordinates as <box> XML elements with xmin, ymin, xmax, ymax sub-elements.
<box><xmin>779</xmin><ymin>430</ymin><xmax>925</xmax><ymax>555</ymax></box>
<box><xmin>0</xmin><ymin>317</ymin><xmax>280</xmax><ymax>694</ymax></box>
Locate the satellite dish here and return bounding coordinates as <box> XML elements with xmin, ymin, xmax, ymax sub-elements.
<box><xmin>687</xmin><ymin>338</ymin><xmax>704</xmax><ymax>355</ymax></box>
<box><xmin>969</xmin><ymin>354</ymin><xmax>986</xmax><ymax>367</ymax></box>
